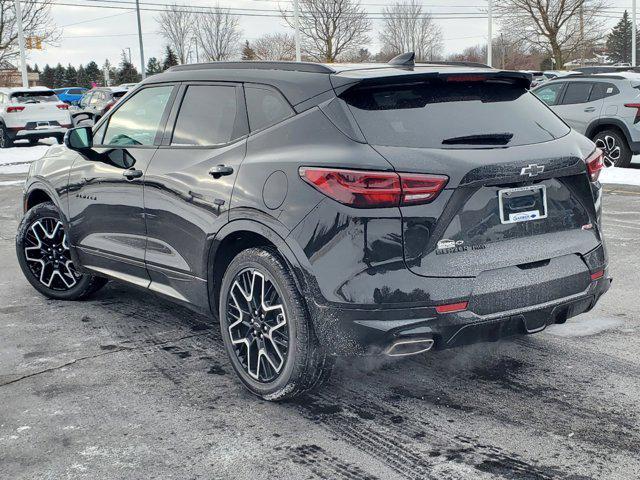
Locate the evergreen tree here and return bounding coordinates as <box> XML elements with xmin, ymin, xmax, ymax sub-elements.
<box><xmin>64</xmin><ymin>64</ymin><xmax>78</xmax><ymax>86</ymax></box>
<box><xmin>162</xmin><ymin>46</ymin><xmax>179</xmax><ymax>70</ymax></box>
<box><xmin>32</xmin><ymin>64</ymin><xmax>40</xmax><ymax>74</ymax></box>
<box><xmin>606</xmin><ymin>11</ymin><xmax>639</xmax><ymax>64</ymax></box>
<box><xmin>85</xmin><ymin>61</ymin><xmax>102</xmax><ymax>87</ymax></box>
<box><xmin>76</xmin><ymin>65</ymin><xmax>90</xmax><ymax>88</ymax></box>
<box><xmin>241</xmin><ymin>40</ymin><xmax>256</xmax><ymax>60</ymax></box>
<box><xmin>26</xmin><ymin>64</ymin><xmax>33</xmax><ymax>73</ymax></box>
<box><xmin>52</xmin><ymin>63</ymin><xmax>66</xmax><ymax>88</ymax></box>
<box><xmin>115</xmin><ymin>53</ymin><xmax>141</xmax><ymax>84</ymax></box>
<box><xmin>146</xmin><ymin>57</ymin><xmax>163</xmax><ymax>76</ymax></box>
<box><xmin>40</xmin><ymin>64</ymin><xmax>54</xmax><ymax>88</ymax></box>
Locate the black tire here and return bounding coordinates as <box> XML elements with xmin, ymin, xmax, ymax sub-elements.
<box><xmin>593</xmin><ymin>129</ymin><xmax>632</xmax><ymax>168</ymax></box>
<box><xmin>28</xmin><ymin>138</ymin><xmax>39</xmax><ymax>146</ymax></box>
<box><xmin>16</xmin><ymin>202</ymin><xmax>108</xmax><ymax>300</ymax></box>
<box><xmin>218</xmin><ymin>247</ymin><xmax>333</xmax><ymax>401</ymax></box>
<box><xmin>55</xmin><ymin>135</ymin><xmax>64</xmax><ymax>145</ymax></box>
<box><xmin>0</xmin><ymin>124</ymin><xmax>13</xmax><ymax>149</ymax></box>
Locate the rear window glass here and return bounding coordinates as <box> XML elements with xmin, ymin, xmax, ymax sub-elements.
<box><xmin>11</xmin><ymin>91</ymin><xmax>58</xmax><ymax>103</ymax></box>
<box><xmin>113</xmin><ymin>91</ymin><xmax>126</xmax><ymax>99</ymax></box>
<box><xmin>341</xmin><ymin>80</ymin><xmax>570</xmax><ymax>149</ymax></box>
<box><xmin>68</xmin><ymin>89</ymin><xmax>85</xmax><ymax>95</ymax></box>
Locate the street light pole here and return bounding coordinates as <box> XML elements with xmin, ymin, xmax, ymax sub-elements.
<box><xmin>633</xmin><ymin>0</ymin><xmax>637</xmax><ymax>67</ymax></box>
<box><xmin>294</xmin><ymin>0</ymin><xmax>301</xmax><ymax>62</ymax></box>
<box><xmin>136</xmin><ymin>0</ymin><xmax>146</xmax><ymax>78</ymax></box>
<box><xmin>14</xmin><ymin>0</ymin><xmax>29</xmax><ymax>88</ymax></box>
<box><xmin>487</xmin><ymin>0</ymin><xmax>493</xmax><ymax>67</ymax></box>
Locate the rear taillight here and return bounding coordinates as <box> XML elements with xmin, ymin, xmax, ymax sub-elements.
<box><xmin>6</xmin><ymin>106</ymin><xmax>25</xmax><ymax>113</ymax></box>
<box><xmin>435</xmin><ymin>301</ymin><xmax>468</xmax><ymax>314</ymax></box>
<box><xmin>591</xmin><ymin>270</ymin><xmax>604</xmax><ymax>281</ymax></box>
<box><xmin>56</xmin><ymin>104</ymin><xmax>69</xmax><ymax>110</ymax></box>
<box><xmin>585</xmin><ymin>149</ymin><xmax>604</xmax><ymax>182</ymax></box>
<box><xmin>624</xmin><ymin>103</ymin><xmax>640</xmax><ymax>123</ymax></box>
<box><xmin>299</xmin><ymin>167</ymin><xmax>448</xmax><ymax>208</ymax></box>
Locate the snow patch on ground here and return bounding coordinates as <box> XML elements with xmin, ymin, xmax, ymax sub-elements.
<box><xmin>600</xmin><ymin>166</ymin><xmax>640</xmax><ymax>186</ymax></box>
<box><xmin>0</xmin><ymin>144</ymin><xmax>52</xmax><ymax>175</ymax></box>
<box><xmin>545</xmin><ymin>316</ymin><xmax>625</xmax><ymax>338</ymax></box>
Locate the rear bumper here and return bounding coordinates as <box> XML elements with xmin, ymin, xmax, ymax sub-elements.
<box><xmin>307</xmin><ymin>272</ymin><xmax>611</xmax><ymax>356</ymax></box>
<box><xmin>9</xmin><ymin>126</ymin><xmax>69</xmax><ymax>140</ymax></box>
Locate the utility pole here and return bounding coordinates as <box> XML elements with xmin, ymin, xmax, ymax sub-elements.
<box><xmin>136</xmin><ymin>0</ymin><xmax>146</xmax><ymax>78</ymax></box>
<box><xmin>14</xmin><ymin>0</ymin><xmax>29</xmax><ymax>87</ymax></box>
<box><xmin>487</xmin><ymin>0</ymin><xmax>493</xmax><ymax>67</ymax></box>
<box><xmin>124</xmin><ymin>48</ymin><xmax>132</xmax><ymax>64</ymax></box>
<box><xmin>634</xmin><ymin>0</ymin><xmax>637</xmax><ymax>67</ymax></box>
<box><xmin>579</xmin><ymin>5</ymin><xmax>585</xmax><ymax>67</ymax></box>
<box><xmin>294</xmin><ymin>0</ymin><xmax>301</xmax><ymax>62</ymax></box>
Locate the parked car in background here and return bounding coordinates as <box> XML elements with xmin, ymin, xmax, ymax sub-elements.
<box><xmin>533</xmin><ymin>72</ymin><xmax>640</xmax><ymax>167</ymax></box>
<box><xmin>53</xmin><ymin>87</ymin><xmax>87</xmax><ymax>105</ymax></box>
<box><xmin>71</xmin><ymin>87</ymin><xmax>128</xmax><ymax>125</ymax></box>
<box><xmin>116</xmin><ymin>83</ymin><xmax>138</xmax><ymax>90</ymax></box>
<box><xmin>521</xmin><ymin>70</ymin><xmax>550</xmax><ymax>88</ymax></box>
<box><xmin>543</xmin><ymin>70</ymin><xmax>580</xmax><ymax>79</ymax></box>
<box><xmin>0</xmin><ymin>87</ymin><xmax>71</xmax><ymax>148</ymax></box>
<box><xmin>16</xmin><ymin>57</ymin><xmax>609</xmax><ymax>400</ymax></box>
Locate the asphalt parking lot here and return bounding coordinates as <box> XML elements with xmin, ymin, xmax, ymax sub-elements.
<box><xmin>1</xmin><ymin>170</ymin><xmax>640</xmax><ymax>479</ymax></box>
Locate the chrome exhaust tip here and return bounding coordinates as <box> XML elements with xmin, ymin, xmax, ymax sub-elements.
<box><xmin>385</xmin><ymin>338</ymin><xmax>434</xmax><ymax>357</ymax></box>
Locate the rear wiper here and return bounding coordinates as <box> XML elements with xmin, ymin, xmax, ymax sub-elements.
<box><xmin>442</xmin><ymin>132</ymin><xmax>514</xmax><ymax>145</ymax></box>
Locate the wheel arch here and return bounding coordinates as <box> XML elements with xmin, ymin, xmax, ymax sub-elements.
<box><xmin>585</xmin><ymin>118</ymin><xmax>631</xmax><ymax>146</ymax></box>
<box><xmin>207</xmin><ymin>219</ymin><xmax>310</xmax><ymax>317</ymax></box>
<box><xmin>24</xmin><ymin>182</ymin><xmax>63</xmax><ymax>215</ymax></box>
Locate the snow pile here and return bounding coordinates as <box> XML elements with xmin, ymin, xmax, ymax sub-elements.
<box><xmin>599</xmin><ymin>166</ymin><xmax>640</xmax><ymax>187</ymax></box>
<box><xmin>0</xmin><ymin>144</ymin><xmax>51</xmax><ymax>175</ymax></box>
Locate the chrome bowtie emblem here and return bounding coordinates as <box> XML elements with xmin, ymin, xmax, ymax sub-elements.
<box><xmin>520</xmin><ymin>164</ymin><xmax>545</xmax><ymax>177</ymax></box>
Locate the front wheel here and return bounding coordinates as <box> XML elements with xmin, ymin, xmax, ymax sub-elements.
<box><xmin>16</xmin><ymin>202</ymin><xmax>108</xmax><ymax>300</ymax></box>
<box><xmin>593</xmin><ymin>130</ymin><xmax>632</xmax><ymax>168</ymax></box>
<box><xmin>0</xmin><ymin>124</ymin><xmax>13</xmax><ymax>149</ymax></box>
<box><xmin>218</xmin><ymin>247</ymin><xmax>333</xmax><ymax>401</ymax></box>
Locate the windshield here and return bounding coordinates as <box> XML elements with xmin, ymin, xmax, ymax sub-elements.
<box><xmin>341</xmin><ymin>80</ymin><xmax>570</xmax><ymax>148</ymax></box>
<box><xmin>11</xmin><ymin>91</ymin><xmax>59</xmax><ymax>104</ymax></box>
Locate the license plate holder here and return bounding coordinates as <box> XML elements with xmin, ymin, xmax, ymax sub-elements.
<box><xmin>498</xmin><ymin>185</ymin><xmax>547</xmax><ymax>224</ymax></box>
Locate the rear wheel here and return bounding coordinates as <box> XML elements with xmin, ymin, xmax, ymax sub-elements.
<box><xmin>28</xmin><ymin>138</ymin><xmax>39</xmax><ymax>146</ymax></box>
<box><xmin>218</xmin><ymin>247</ymin><xmax>333</xmax><ymax>401</ymax></box>
<box><xmin>593</xmin><ymin>129</ymin><xmax>632</xmax><ymax>168</ymax></box>
<box><xmin>0</xmin><ymin>124</ymin><xmax>13</xmax><ymax>149</ymax></box>
<box><xmin>54</xmin><ymin>135</ymin><xmax>64</xmax><ymax>145</ymax></box>
<box><xmin>16</xmin><ymin>202</ymin><xmax>108</xmax><ymax>300</ymax></box>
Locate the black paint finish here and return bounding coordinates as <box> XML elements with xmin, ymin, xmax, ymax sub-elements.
<box><xmin>21</xmin><ymin>63</ymin><xmax>610</xmax><ymax>355</ymax></box>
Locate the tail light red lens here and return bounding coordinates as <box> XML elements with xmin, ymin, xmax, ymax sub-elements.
<box><xmin>435</xmin><ymin>301</ymin><xmax>469</xmax><ymax>314</ymax></box>
<box><xmin>299</xmin><ymin>167</ymin><xmax>448</xmax><ymax>208</ymax></box>
<box><xmin>624</xmin><ymin>103</ymin><xmax>640</xmax><ymax>123</ymax></box>
<box><xmin>585</xmin><ymin>148</ymin><xmax>604</xmax><ymax>182</ymax></box>
<box><xmin>56</xmin><ymin>103</ymin><xmax>69</xmax><ymax>110</ymax></box>
<box><xmin>6</xmin><ymin>106</ymin><xmax>25</xmax><ymax>113</ymax></box>
<box><xmin>591</xmin><ymin>270</ymin><xmax>604</xmax><ymax>281</ymax></box>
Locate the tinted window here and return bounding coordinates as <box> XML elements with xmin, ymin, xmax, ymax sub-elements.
<box><xmin>589</xmin><ymin>82</ymin><xmax>619</xmax><ymax>101</ymax></box>
<box><xmin>68</xmin><ymin>89</ymin><xmax>85</xmax><ymax>95</ymax></box>
<box><xmin>533</xmin><ymin>83</ymin><xmax>565</xmax><ymax>106</ymax></box>
<box><xmin>11</xmin><ymin>91</ymin><xmax>58</xmax><ymax>103</ymax></box>
<box><xmin>246</xmin><ymin>86</ymin><xmax>293</xmax><ymax>132</ymax></box>
<box><xmin>103</xmin><ymin>86</ymin><xmax>173</xmax><ymax>146</ymax></box>
<box><xmin>342</xmin><ymin>80</ymin><xmax>570</xmax><ymax>149</ymax></box>
<box><xmin>561</xmin><ymin>82</ymin><xmax>593</xmax><ymax>104</ymax></box>
<box><xmin>171</xmin><ymin>85</ymin><xmax>238</xmax><ymax>146</ymax></box>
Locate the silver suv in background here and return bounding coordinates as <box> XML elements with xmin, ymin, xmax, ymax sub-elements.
<box><xmin>533</xmin><ymin>72</ymin><xmax>640</xmax><ymax>167</ymax></box>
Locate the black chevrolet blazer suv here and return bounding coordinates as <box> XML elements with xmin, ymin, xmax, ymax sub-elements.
<box><xmin>16</xmin><ymin>54</ymin><xmax>610</xmax><ymax>400</ymax></box>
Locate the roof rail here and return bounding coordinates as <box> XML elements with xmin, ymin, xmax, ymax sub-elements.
<box><xmin>168</xmin><ymin>61</ymin><xmax>335</xmax><ymax>74</ymax></box>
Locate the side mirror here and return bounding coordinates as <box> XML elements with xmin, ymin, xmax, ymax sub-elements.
<box><xmin>65</xmin><ymin>126</ymin><xmax>93</xmax><ymax>151</ymax></box>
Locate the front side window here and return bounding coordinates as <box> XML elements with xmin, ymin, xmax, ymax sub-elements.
<box><xmin>561</xmin><ymin>82</ymin><xmax>593</xmax><ymax>105</ymax></box>
<box><xmin>246</xmin><ymin>86</ymin><xmax>294</xmax><ymax>132</ymax></box>
<box><xmin>171</xmin><ymin>85</ymin><xmax>238</xmax><ymax>146</ymax></box>
<box><xmin>102</xmin><ymin>86</ymin><xmax>173</xmax><ymax>146</ymax></box>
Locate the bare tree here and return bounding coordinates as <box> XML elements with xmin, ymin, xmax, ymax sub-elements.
<box><xmin>253</xmin><ymin>33</ymin><xmax>296</xmax><ymax>61</ymax></box>
<box><xmin>493</xmin><ymin>0</ymin><xmax>608</xmax><ymax>68</ymax></box>
<box><xmin>282</xmin><ymin>0</ymin><xmax>371</xmax><ymax>62</ymax></box>
<box><xmin>379</xmin><ymin>0</ymin><xmax>443</xmax><ymax>62</ymax></box>
<box><xmin>156</xmin><ymin>3</ymin><xmax>194</xmax><ymax>64</ymax></box>
<box><xmin>194</xmin><ymin>6</ymin><xmax>241</xmax><ymax>61</ymax></box>
<box><xmin>0</xmin><ymin>0</ymin><xmax>59</xmax><ymax>65</ymax></box>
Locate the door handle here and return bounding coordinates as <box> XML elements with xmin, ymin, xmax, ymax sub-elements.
<box><xmin>123</xmin><ymin>168</ymin><xmax>143</xmax><ymax>180</ymax></box>
<box><xmin>584</xmin><ymin>107</ymin><xmax>596</xmax><ymax>112</ymax></box>
<box><xmin>209</xmin><ymin>164</ymin><xmax>234</xmax><ymax>179</ymax></box>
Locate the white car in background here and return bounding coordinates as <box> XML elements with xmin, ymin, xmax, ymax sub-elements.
<box><xmin>0</xmin><ymin>87</ymin><xmax>72</xmax><ymax>148</ymax></box>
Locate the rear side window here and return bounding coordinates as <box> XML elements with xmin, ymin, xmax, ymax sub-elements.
<box><xmin>341</xmin><ymin>80</ymin><xmax>570</xmax><ymax>149</ymax></box>
<box><xmin>11</xmin><ymin>91</ymin><xmax>58</xmax><ymax>103</ymax></box>
<box><xmin>533</xmin><ymin>83</ymin><xmax>565</xmax><ymax>106</ymax></box>
<box><xmin>171</xmin><ymin>85</ymin><xmax>238</xmax><ymax>146</ymax></box>
<box><xmin>246</xmin><ymin>86</ymin><xmax>293</xmax><ymax>132</ymax></box>
<box><xmin>561</xmin><ymin>83</ymin><xmax>593</xmax><ymax>104</ymax></box>
<box><xmin>589</xmin><ymin>82</ymin><xmax>619</xmax><ymax>101</ymax></box>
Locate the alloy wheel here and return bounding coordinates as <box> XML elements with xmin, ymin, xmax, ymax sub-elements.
<box><xmin>595</xmin><ymin>135</ymin><xmax>621</xmax><ymax>167</ymax></box>
<box><xmin>226</xmin><ymin>268</ymin><xmax>289</xmax><ymax>382</ymax></box>
<box><xmin>23</xmin><ymin>218</ymin><xmax>79</xmax><ymax>290</ymax></box>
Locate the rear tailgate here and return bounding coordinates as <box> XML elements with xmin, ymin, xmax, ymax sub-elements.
<box><xmin>333</xmin><ymin>69</ymin><xmax>603</xmax><ymax>281</ymax></box>
<box><xmin>9</xmin><ymin>91</ymin><xmax>70</xmax><ymax>125</ymax></box>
